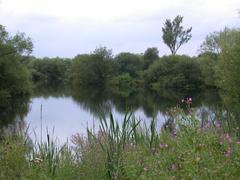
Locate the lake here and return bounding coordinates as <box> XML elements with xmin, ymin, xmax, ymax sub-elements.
<box><xmin>0</xmin><ymin>85</ymin><xmax>235</xmax><ymax>144</ymax></box>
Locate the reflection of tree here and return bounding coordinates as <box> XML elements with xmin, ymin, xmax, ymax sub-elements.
<box><xmin>0</xmin><ymin>96</ymin><xmax>30</xmax><ymax>137</ymax></box>
<box><xmin>70</xmin><ymin>86</ymin><xmax>223</xmax><ymax>122</ymax></box>
<box><xmin>33</xmin><ymin>83</ymin><xmax>71</xmax><ymax>98</ymax></box>
<box><xmin>30</xmin><ymin>84</ymin><xmax>240</xmax><ymax>133</ymax></box>
<box><xmin>109</xmin><ymin>91</ymin><xmax>141</xmax><ymax>114</ymax></box>
<box><xmin>71</xmin><ymin>86</ymin><xmax>112</xmax><ymax>118</ymax></box>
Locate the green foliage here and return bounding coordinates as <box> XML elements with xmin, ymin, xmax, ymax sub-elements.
<box><xmin>108</xmin><ymin>73</ymin><xmax>141</xmax><ymax>97</ymax></box>
<box><xmin>0</xmin><ymin>136</ymin><xmax>28</xmax><ymax>180</ymax></box>
<box><xmin>0</xmin><ymin>25</ymin><xmax>33</xmax><ymax>99</ymax></box>
<box><xmin>32</xmin><ymin>57</ymin><xmax>71</xmax><ymax>85</ymax></box>
<box><xmin>162</xmin><ymin>15</ymin><xmax>192</xmax><ymax>55</ymax></box>
<box><xmin>197</xmin><ymin>52</ymin><xmax>218</xmax><ymax>88</ymax></box>
<box><xmin>72</xmin><ymin>133</ymin><xmax>107</xmax><ymax>179</ymax></box>
<box><xmin>199</xmin><ymin>27</ymin><xmax>237</xmax><ymax>55</ymax></box>
<box><xmin>214</xmin><ymin>29</ymin><xmax>240</xmax><ymax>98</ymax></box>
<box><xmin>70</xmin><ymin>47</ymin><xmax>116</xmax><ymax>87</ymax></box>
<box><xmin>115</xmin><ymin>52</ymin><xmax>142</xmax><ymax>78</ymax></box>
<box><xmin>200</xmin><ymin>28</ymin><xmax>240</xmax><ymax>98</ymax></box>
<box><xmin>143</xmin><ymin>47</ymin><xmax>159</xmax><ymax>69</ymax></box>
<box><xmin>29</xmin><ymin>131</ymin><xmax>77</xmax><ymax>179</ymax></box>
<box><xmin>200</xmin><ymin>31</ymin><xmax>222</xmax><ymax>54</ymax></box>
<box><xmin>74</xmin><ymin>109</ymin><xmax>240</xmax><ymax>179</ymax></box>
<box><xmin>93</xmin><ymin>46</ymin><xmax>113</xmax><ymax>60</ymax></box>
<box><xmin>87</xmin><ymin>112</ymin><xmax>141</xmax><ymax>179</ymax></box>
<box><xmin>0</xmin><ymin>25</ymin><xmax>33</xmax><ymax>58</ymax></box>
<box><xmin>145</xmin><ymin>55</ymin><xmax>203</xmax><ymax>90</ymax></box>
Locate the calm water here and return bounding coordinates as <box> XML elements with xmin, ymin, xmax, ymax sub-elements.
<box><xmin>1</xmin><ymin>86</ymin><xmax>236</xmax><ymax>143</ymax></box>
<box><xmin>25</xmin><ymin>96</ymin><xmax>166</xmax><ymax>143</ymax></box>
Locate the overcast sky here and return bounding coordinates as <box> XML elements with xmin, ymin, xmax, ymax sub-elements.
<box><xmin>0</xmin><ymin>0</ymin><xmax>239</xmax><ymax>57</ymax></box>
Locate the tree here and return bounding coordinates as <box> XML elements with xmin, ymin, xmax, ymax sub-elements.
<box><xmin>0</xmin><ymin>25</ymin><xmax>33</xmax><ymax>58</ymax></box>
<box><xmin>197</xmin><ymin>53</ymin><xmax>218</xmax><ymax>88</ymax></box>
<box><xmin>92</xmin><ymin>46</ymin><xmax>113</xmax><ymax>60</ymax></box>
<box><xmin>199</xmin><ymin>31</ymin><xmax>221</xmax><ymax>54</ymax></box>
<box><xmin>143</xmin><ymin>47</ymin><xmax>159</xmax><ymax>69</ymax></box>
<box><xmin>115</xmin><ymin>52</ymin><xmax>142</xmax><ymax>78</ymax></box>
<box><xmin>0</xmin><ymin>25</ymin><xmax>33</xmax><ymax>101</ymax></box>
<box><xmin>162</xmin><ymin>15</ymin><xmax>192</xmax><ymax>55</ymax></box>
<box><xmin>32</xmin><ymin>57</ymin><xmax>71</xmax><ymax>85</ymax></box>
<box><xmin>200</xmin><ymin>27</ymin><xmax>237</xmax><ymax>54</ymax></box>
<box><xmin>214</xmin><ymin>28</ymin><xmax>240</xmax><ymax>98</ymax></box>
<box><xmin>201</xmin><ymin>28</ymin><xmax>240</xmax><ymax>98</ymax></box>
<box><xmin>70</xmin><ymin>47</ymin><xmax>116</xmax><ymax>87</ymax></box>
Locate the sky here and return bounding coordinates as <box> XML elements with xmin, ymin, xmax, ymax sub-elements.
<box><xmin>0</xmin><ymin>0</ymin><xmax>239</xmax><ymax>58</ymax></box>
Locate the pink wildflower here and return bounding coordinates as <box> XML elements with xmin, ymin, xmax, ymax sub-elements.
<box><xmin>220</xmin><ymin>133</ymin><xmax>233</xmax><ymax>145</ymax></box>
<box><xmin>226</xmin><ymin>133</ymin><xmax>232</xmax><ymax>144</ymax></box>
<box><xmin>160</xmin><ymin>143</ymin><xmax>168</xmax><ymax>149</ymax></box>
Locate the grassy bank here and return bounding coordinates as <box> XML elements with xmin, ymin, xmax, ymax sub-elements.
<box><xmin>1</xmin><ymin>104</ymin><xmax>240</xmax><ymax>179</ymax></box>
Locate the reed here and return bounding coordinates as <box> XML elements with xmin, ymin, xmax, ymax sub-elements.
<box><xmin>1</xmin><ymin>108</ymin><xmax>240</xmax><ymax>179</ymax></box>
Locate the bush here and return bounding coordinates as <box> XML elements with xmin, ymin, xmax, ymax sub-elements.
<box><xmin>145</xmin><ymin>55</ymin><xmax>203</xmax><ymax>90</ymax></box>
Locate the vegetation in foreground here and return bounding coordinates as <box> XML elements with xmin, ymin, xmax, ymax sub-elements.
<box><xmin>1</xmin><ymin>101</ymin><xmax>240</xmax><ymax>179</ymax></box>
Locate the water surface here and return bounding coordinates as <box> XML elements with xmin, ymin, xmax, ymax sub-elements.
<box><xmin>1</xmin><ymin>86</ymin><xmax>234</xmax><ymax>143</ymax></box>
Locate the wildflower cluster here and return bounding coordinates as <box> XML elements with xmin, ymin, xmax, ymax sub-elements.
<box><xmin>220</xmin><ymin>133</ymin><xmax>233</xmax><ymax>157</ymax></box>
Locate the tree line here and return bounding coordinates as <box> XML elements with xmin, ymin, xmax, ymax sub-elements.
<box><xmin>0</xmin><ymin>16</ymin><xmax>240</xmax><ymax>104</ymax></box>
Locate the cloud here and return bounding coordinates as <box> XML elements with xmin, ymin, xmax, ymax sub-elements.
<box><xmin>0</xmin><ymin>0</ymin><xmax>239</xmax><ymax>57</ymax></box>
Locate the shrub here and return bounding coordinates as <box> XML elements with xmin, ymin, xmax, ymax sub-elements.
<box><xmin>145</xmin><ymin>55</ymin><xmax>203</xmax><ymax>90</ymax></box>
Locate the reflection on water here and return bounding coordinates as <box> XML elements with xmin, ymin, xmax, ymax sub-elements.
<box><xmin>1</xmin><ymin>85</ymin><xmax>240</xmax><ymax>142</ymax></box>
<box><xmin>0</xmin><ymin>96</ymin><xmax>30</xmax><ymax>139</ymax></box>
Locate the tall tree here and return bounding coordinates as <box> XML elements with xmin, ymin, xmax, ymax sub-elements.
<box><xmin>0</xmin><ymin>25</ymin><xmax>33</xmax><ymax>58</ymax></box>
<box><xmin>162</xmin><ymin>15</ymin><xmax>192</xmax><ymax>55</ymax></box>
<box><xmin>0</xmin><ymin>25</ymin><xmax>33</xmax><ymax>100</ymax></box>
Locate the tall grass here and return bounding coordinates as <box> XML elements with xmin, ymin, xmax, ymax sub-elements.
<box><xmin>1</xmin><ymin>105</ymin><xmax>240</xmax><ymax>179</ymax></box>
<box><xmin>29</xmin><ymin>129</ymin><xmax>76</xmax><ymax>179</ymax></box>
<box><xmin>87</xmin><ymin>112</ymin><xmax>141</xmax><ymax>179</ymax></box>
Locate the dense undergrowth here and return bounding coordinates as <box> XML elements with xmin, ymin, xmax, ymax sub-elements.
<box><xmin>1</xmin><ymin>101</ymin><xmax>240</xmax><ymax>179</ymax></box>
